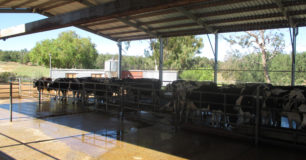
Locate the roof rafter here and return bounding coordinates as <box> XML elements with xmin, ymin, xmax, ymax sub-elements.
<box><xmin>96</xmin><ymin>25</ymin><xmax>129</xmax><ymax>32</ymax></box>
<box><xmin>117</xmin><ymin>17</ymin><xmax>157</xmax><ymax>38</ymax></box>
<box><xmin>175</xmin><ymin>7</ymin><xmax>216</xmax><ymax>33</ymax></box>
<box><xmin>0</xmin><ymin>0</ymin><xmax>11</xmax><ymax>6</ymax></box>
<box><xmin>273</xmin><ymin>0</ymin><xmax>295</xmax><ymax>27</ymax></box>
<box><xmin>31</xmin><ymin>0</ymin><xmax>59</xmax><ymax>10</ymax></box>
<box><xmin>42</xmin><ymin>1</ymin><xmax>76</xmax><ymax>11</ymax></box>
<box><xmin>12</xmin><ymin>0</ymin><xmax>36</xmax><ymax>8</ymax></box>
<box><xmin>108</xmin><ymin>30</ymin><xmax>143</xmax><ymax>36</ymax></box>
<box><xmin>75</xmin><ymin>0</ymin><xmax>96</xmax><ymax>7</ymax></box>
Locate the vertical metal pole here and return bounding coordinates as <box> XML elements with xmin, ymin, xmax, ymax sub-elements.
<box><xmin>49</xmin><ymin>53</ymin><xmax>52</xmax><ymax>78</ymax></box>
<box><xmin>291</xmin><ymin>27</ymin><xmax>298</xmax><ymax>86</ymax></box>
<box><xmin>255</xmin><ymin>86</ymin><xmax>260</xmax><ymax>145</ymax></box>
<box><xmin>223</xmin><ymin>94</ymin><xmax>227</xmax><ymax>128</ymax></box>
<box><xmin>118</xmin><ymin>41</ymin><xmax>122</xmax><ymax>79</ymax></box>
<box><xmin>9</xmin><ymin>79</ymin><xmax>13</xmax><ymax>122</ymax></box>
<box><xmin>18</xmin><ymin>78</ymin><xmax>21</xmax><ymax>97</ymax></box>
<box><xmin>105</xmin><ymin>86</ymin><xmax>108</xmax><ymax>112</ymax></box>
<box><xmin>38</xmin><ymin>84</ymin><xmax>41</xmax><ymax>105</ymax></box>
<box><xmin>214</xmin><ymin>33</ymin><xmax>219</xmax><ymax>84</ymax></box>
<box><xmin>120</xmin><ymin>86</ymin><xmax>124</xmax><ymax>119</ymax></box>
<box><xmin>159</xmin><ymin>38</ymin><xmax>163</xmax><ymax>88</ymax></box>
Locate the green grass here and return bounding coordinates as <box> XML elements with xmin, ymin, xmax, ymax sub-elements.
<box><xmin>0</xmin><ymin>61</ymin><xmax>49</xmax><ymax>79</ymax></box>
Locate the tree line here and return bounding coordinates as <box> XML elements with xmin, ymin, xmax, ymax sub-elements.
<box><xmin>0</xmin><ymin>30</ymin><xmax>305</xmax><ymax>85</ymax></box>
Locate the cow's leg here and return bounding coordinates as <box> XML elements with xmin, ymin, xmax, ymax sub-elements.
<box><xmin>54</xmin><ymin>90</ymin><xmax>57</xmax><ymax>100</ymax></box>
<box><xmin>57</xmin><ymin>90</ymin><xmax>61</xmax><ymax>102</ymax></box>
<box><xmin>72</xmin><ymin>91</ymin><xmax>76</xmax><ymax>104</ymax></box>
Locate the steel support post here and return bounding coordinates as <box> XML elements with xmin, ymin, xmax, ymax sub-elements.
<box><xmin>291</xmin><ymin>27</ymin><xmax>298</xmax><ymax>86</ymax></box>
<box><xmin>118</xmin><ymin>41</ymin><xmax>122</xmax><ymax>79</ymax></box>
<box><xmin>49</xmin><ymin>53</ymin><xmax>52</xmax><ymax>78</ymax></box>
<box><xmin>159</xmin><ymin>38</ymin><xmax>163</xmax><ymax>88</ymax></box>
<box><xmin>9</xmin><ymin>79</ymin><xmax>13</xmax><ymax>122</ymax></box>
<box><xmin>214</xmin><ymin>33</ymin><xmax>219</xmax><ymax>84</ymax></box>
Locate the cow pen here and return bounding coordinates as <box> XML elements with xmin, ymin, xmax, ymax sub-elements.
<box><xmin>2</xmin><ymin>77</ymin><xmax>306</xmax><ymax>151</ymax></box>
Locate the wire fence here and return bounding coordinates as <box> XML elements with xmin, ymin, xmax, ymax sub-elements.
<box><xmin>174</xmin><ymin>68</ymin><xmax>306</xmax><ymax>86</ymax></box>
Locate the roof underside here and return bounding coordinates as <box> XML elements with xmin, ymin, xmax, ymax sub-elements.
<box><xmin>1</xmin><ymin>0</ymin><xmax>306</xmax><ymax>41</ymax></box>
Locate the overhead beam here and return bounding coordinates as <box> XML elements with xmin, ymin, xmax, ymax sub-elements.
<box><xmin>117</xmin><ymin>17</ymin><xmax>157</xmax><ymax>38</ymax></box>
<box><xmin>175</xmin><ymin>7</ymin><xmax>216</xmax><ymax>33</ymax></box>
<box><xmin>0</xmin><ymin>0</ymin><xmax>209</xmax><ymax>40</ymax></box>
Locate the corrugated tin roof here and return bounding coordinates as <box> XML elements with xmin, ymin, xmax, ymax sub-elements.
<box><xmin>1</xmin><ymin>0</ymin><xmax>306</xmax><ymax>41</ymax></box>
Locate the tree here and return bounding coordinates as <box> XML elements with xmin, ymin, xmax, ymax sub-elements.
<box><xmin>147</xmin><ymin>36</ymin><xmax>204</xmax><ymax>70</ymax></box>
<box><xmin>28</xmin><ymin>31</ymin><xmax>98</xmax><ymax>69</ymax></box>
<box><xmin>221</xmin><ymin>52</ymin><xmax>306</xmax><ymax>85</ymax></box>
<box><xmin>225</xmin><ymin>30</ymin><xmax>285</xmax><ymax>83</ymax></box>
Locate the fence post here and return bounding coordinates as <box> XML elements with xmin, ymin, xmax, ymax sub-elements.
<box><xmin>82</xmin><ymin>83</ymin><xmax>85</xmax><ymax>104</ymax></box>
<box><xmin>120</xmin><ymin>85</ymin><xmax>124</xmax><ymax>119</ymax></box>
<box><xmin>223</xmin><ymin>93</ymin><xmax>227</xmax><ymax>128</ymax></box>
<box><xmin>18</xmin><ymin>78</ymin><xmax>21</xmax><ymax>97</ymax></box>
<box><xmin>38</xmin><ymin>82</ymin><xmax>41</xmax><ymax>105</ymax></box>
<box><xmin>255</xmin><ymin>86</ymin><xmax>260</xmax><ymax>145</ymax></box>
<box><xmin>105</xmin><ymin>85</ymin><xmax>108</xmax><ymax>112</ymax></box>
<box><xmin>9</xmin><ymin>78</ymin><xmax>13</xmax><ymax>122</ymax></box>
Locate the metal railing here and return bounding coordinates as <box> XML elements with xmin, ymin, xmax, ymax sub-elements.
<box><xmin>2</xmin><ymin>77</ymin><xmax>306</xmax><ymax>149</ymax></box>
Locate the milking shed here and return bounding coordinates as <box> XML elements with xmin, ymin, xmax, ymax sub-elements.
<box><xmin>1</xmin><ymin>0</ymin><xmax>306</xmax><ymax>159</ymax></box>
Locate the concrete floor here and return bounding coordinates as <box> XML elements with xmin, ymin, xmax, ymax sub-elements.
<box><xmin>0</xmin><ymin>98</ymin><xmax>305</xmax><ymax>160</ymax></box>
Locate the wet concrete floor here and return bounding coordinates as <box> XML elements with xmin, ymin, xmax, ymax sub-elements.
<box><xmin>0</xmin><ymin>98</ymin><xmax>306</xmax><ymax>160</ymax></box>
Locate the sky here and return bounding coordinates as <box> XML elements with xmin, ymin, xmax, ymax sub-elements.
<box><xmin>0</xmin><ymin>13</ymin><xmax>306</xmax><ymax>61</ymax></box>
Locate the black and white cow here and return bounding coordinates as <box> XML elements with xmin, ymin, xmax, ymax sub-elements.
<box><xmin>47</xmin><ymin>78</ymin><xmax>70</xmax><ymax>102</ymax></box>
<box><xmin>33</xmin><ymin>77</ymin><xmax>52</xmax><ymax>93</ymax></box>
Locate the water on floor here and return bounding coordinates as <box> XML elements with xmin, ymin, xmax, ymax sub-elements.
<box><xmin>0</xmin><ymin>98</ymin><xmax>306</xmax><ymax>160</ymax></box>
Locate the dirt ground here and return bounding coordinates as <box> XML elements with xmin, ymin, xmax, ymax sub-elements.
<box><xmin>0</xmin><ymin>98</ymin><xmax>306</xmax><ymax>160</ymax></box>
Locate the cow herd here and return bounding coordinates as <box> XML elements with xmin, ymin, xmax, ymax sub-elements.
<box><xmin>33</xmin><ymin>77</ymin><xmax>306</xmax><ymax>130</ymax></box>
<box><xmin>164</xmin><ymin>80</ymin><xmax>306</xmax><ymax>130</ymax></box>
<box><xmin>33</xmin><ymin>77</ymin><xmax>161</xmax><ymax>107</ymax></box>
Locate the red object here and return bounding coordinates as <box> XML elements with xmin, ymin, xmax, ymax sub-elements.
<box><xmin>122</xmin><ymin>71</ymin><xmax>143</xmax><ymax>79</ymax></box>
